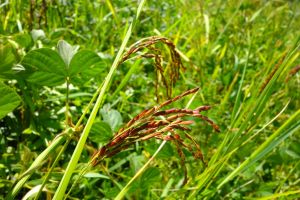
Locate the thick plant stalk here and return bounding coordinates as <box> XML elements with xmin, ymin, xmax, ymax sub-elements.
<box><xmin>52</xmin><ymin>1</ymin><xmax>146</xmax><ymax>199</ymax></box>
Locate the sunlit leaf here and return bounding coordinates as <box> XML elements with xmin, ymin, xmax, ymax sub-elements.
<box><xmin>31</xmin><ymin>29</ymin><xmax>46</xmax><ymax>42</ymax></box>
<box><xmin>57</xmin><ymin>40</ymin><xmax>79</xmax><ymax>67</ymax></box>
<box><xmin>69</xmin><ymin>50</ymin><xmax>104</xmax><ymax>77</ymax></box>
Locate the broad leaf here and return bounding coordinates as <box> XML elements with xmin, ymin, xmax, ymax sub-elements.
<box><xmin>140</xmin><ymin>167</ymin><xmax>161</xmax><ymax>190</ymax></box>
<box><xmin>131</xmin><ymin>167</ymin><xmax>161</xmax><ymax>193</ymax></box>
<box><xmin>144</xmin><ymin>142</ymin><xmax>174</xmax><ymax>159</ymax></box>
<box><xmin>90</xmin><ymin>121</ymin><xmax>113</xmax><ymax>144</ymax></box>
<box><xmin>14</xmin><ymin>33</ymin><xmax>33</xmax><ymax>49</ymax></box>
<box><xmin>31</xmin><ymin>29</ymin><xmax>46</xmax><ymax>42</ymax></box>
<box><xmin>21</xmin><ymin>41</ymin><xmax>105</xmax><ymax>86</ymax></box>
<box><xmin>57</xmin><ymin>40</ymin><xmax>79</xmax><ymax>67</ymax></box>
<box><xmin>27</xmin><ymin>71</ymin><xmax>65</xmax><ymax>86</ymax></box>
<box><xmin>0</xmin><ymin>44</ymin><xmax>17</xmax><ymax>79</ymax></box>
<box><xmin>100</xmin><ymin>104</ymin><xmax>123</xmax><ymax>132</ymax></box>
<box><xmin>22</xmin><ymin>48</ymin><xmax>66</xmax><ymax>86</ymax></box>
<box><xmin>0</xmin><ymin>82</ymin><xmax>21</xmax><ymax>119</ymax></box>
<box><xmin>69</xmin><ymin>50</ymin><xmax>104</xmax><ymax>77</ymax></box>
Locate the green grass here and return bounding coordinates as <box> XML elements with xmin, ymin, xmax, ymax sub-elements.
<box><xmin>1</xmin><ymin>0</ymin><xmax>300</xmax><ymax>199</ymax></box>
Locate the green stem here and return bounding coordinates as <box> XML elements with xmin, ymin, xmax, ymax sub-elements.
<box><xmin>7</xmin><ymin>135</ymin><xmax>66</xmax><ymax>200</ymax></box>
<box><xmin>7</xmin><ymin>72</ymin><xmax>103</xmax><ymax>199</ymax></box>
<box><xmin>34</xmin><ymin>138</ymin><xmax>71</xmax><ymax>200</ymax></box>
<box><xmin>52</xmin><ymin>1</ymin><xmax>146</xmax><ymax>199</ymax></box>
<box><xmin>65</xmin><ymin>78</ymin><xmax>70</xmax><ymax>126</ymax></box>
<box><xmin>115</xmin><ymin>139</ymin><xmax>167</xmax><ymax>200</ymax></box>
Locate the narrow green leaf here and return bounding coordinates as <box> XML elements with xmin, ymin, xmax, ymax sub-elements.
<box><xmin>254</xmin><ymin>190</ymin><xmax>300</xmax><ymax>200</ymax></box>
<box><xmin>84</xmin><ymin>172</ymin><xmax>109</xmax><ymax>179</ymax></box>
<box><xmin>7</xmin><ymin>136</ymin><xmax>66</xmax><ymax>200</ymax></box>
<box><xmin>217</xmin><ymin>109</ymin><xmax>300</xmax><ymax>189</ymax></box>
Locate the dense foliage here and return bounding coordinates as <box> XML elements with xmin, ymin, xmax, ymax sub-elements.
<box><xmin>1</xmin><ymin>0</ymin><xmax>299</xmax><ymax>199</ymax></box>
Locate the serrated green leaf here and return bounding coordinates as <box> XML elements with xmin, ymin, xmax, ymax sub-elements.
<box><xmin>0</xmin><ymin>82</ymin><xmax>21</xmax><ymax>119</ymax></box>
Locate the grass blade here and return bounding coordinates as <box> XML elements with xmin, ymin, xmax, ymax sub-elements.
<box><xmin>217</xmin><ymin>108</ymin><xmax>300</xmax><ymax>189</ymax></box>
<box><xmin>52</xmin><ymin>1</ymin><xmax>147</xmax><ymax>199</ymax></box>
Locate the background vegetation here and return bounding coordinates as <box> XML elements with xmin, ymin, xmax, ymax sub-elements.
<box><xmin>1</xmin><ymin>0</ymin><xmax>299</xmax><ymax>199</ymax></box>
